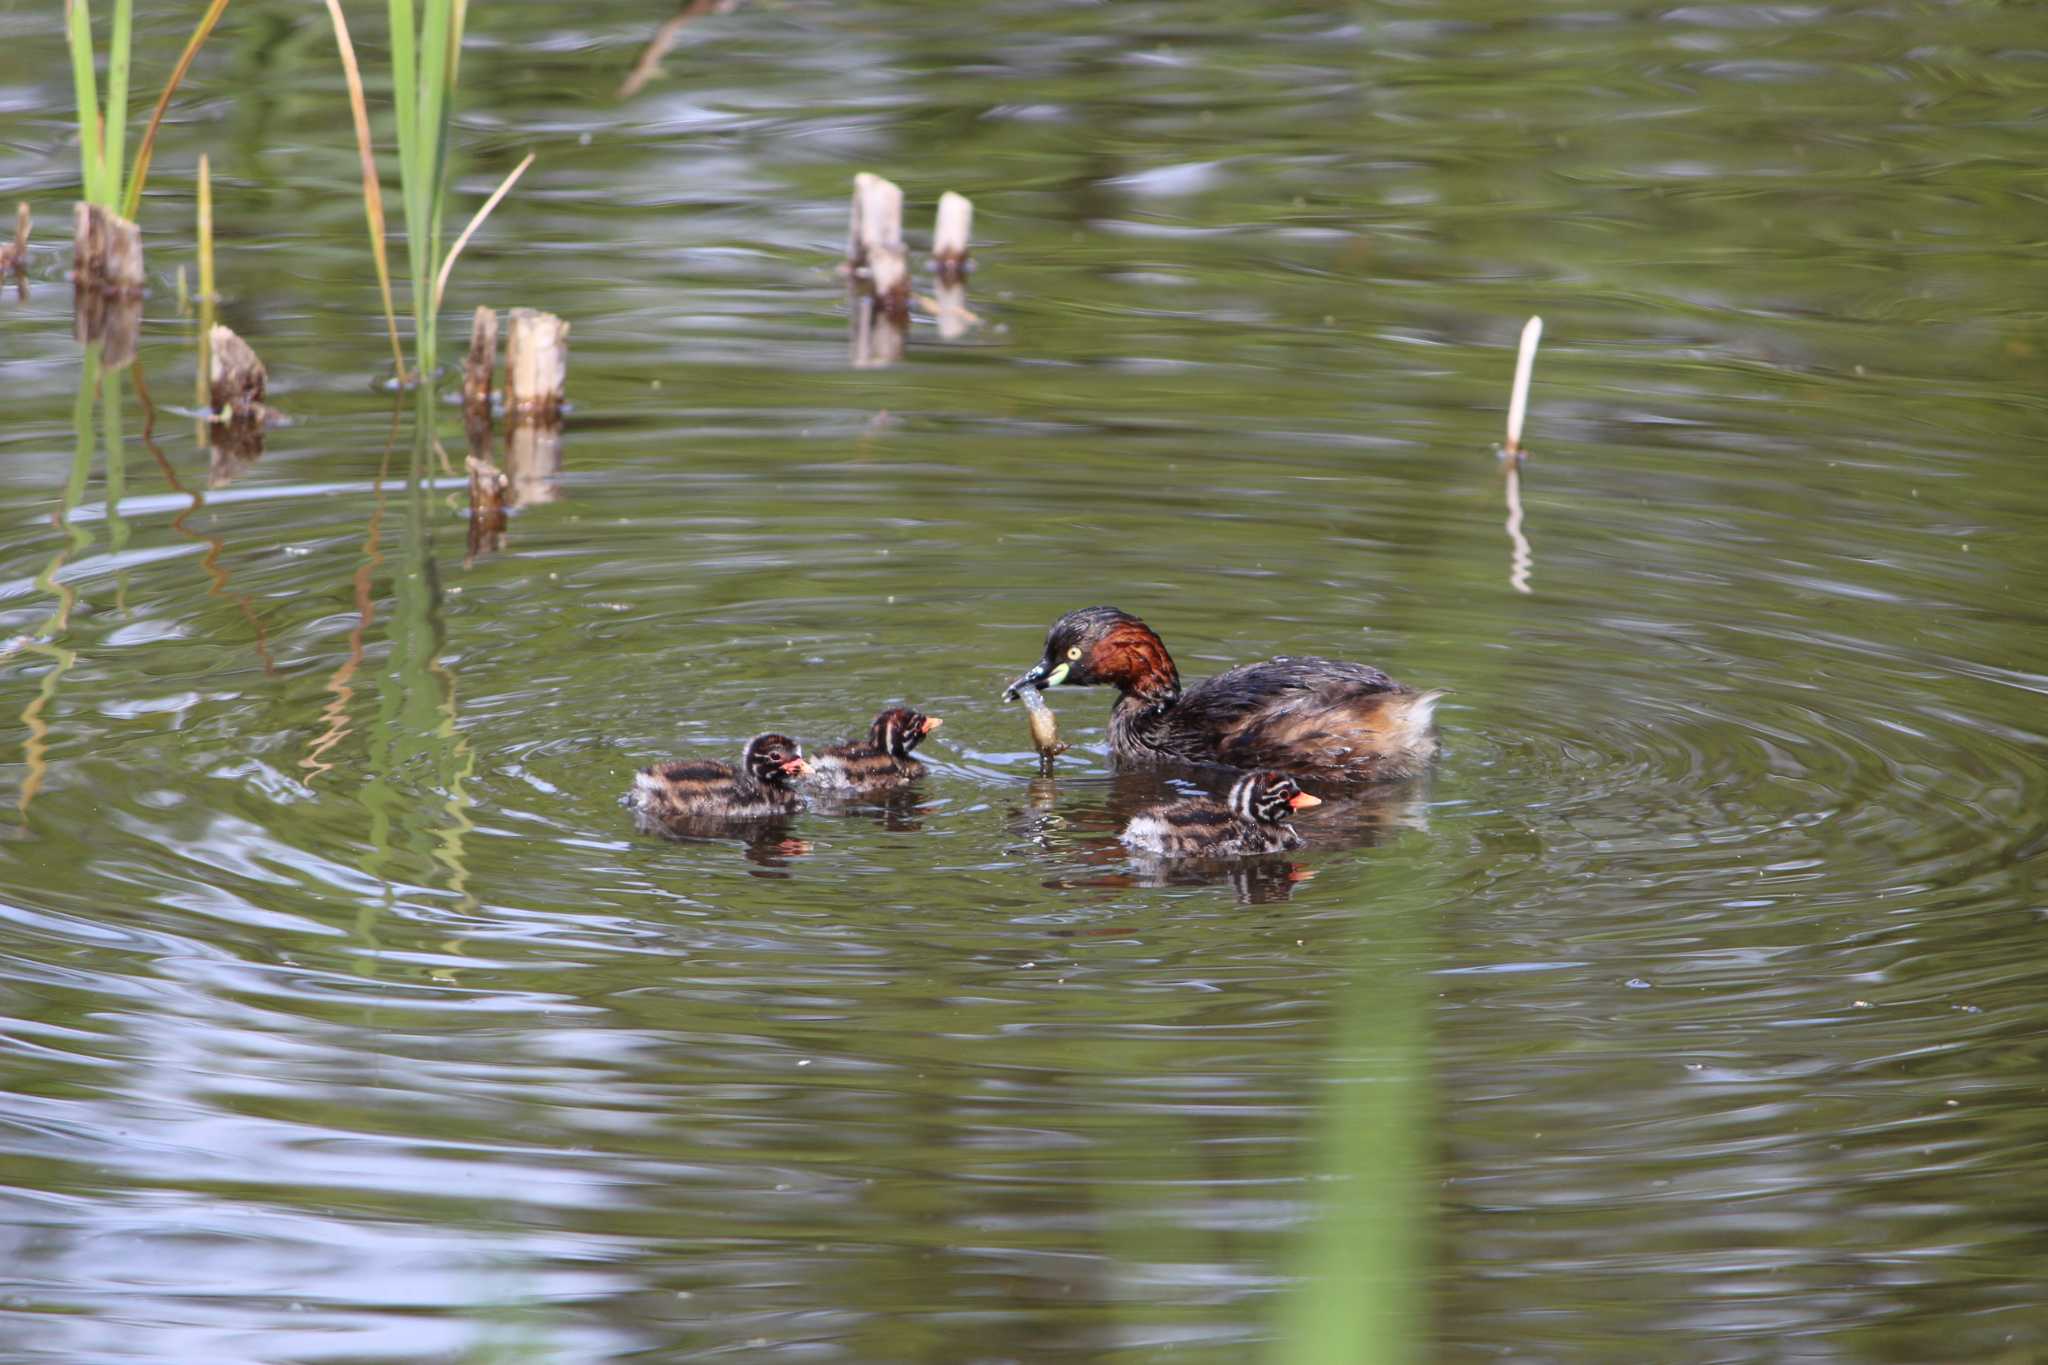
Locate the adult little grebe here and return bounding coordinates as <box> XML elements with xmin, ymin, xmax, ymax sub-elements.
<box><xmin>1005</xmin><ymin>606</ymin><xmax>1441</xmax><ymax>783</ymax></box>
<box><xmin>1121</xmin><ymin>770</ymin><xmax>1322</xmax><ymax>857</ymax></box>
<box><xmin>625</xmin><ymin>733</ymin><xmax>811</xmax><ymax>825</ymax></box>
<box><xmin>804</xmin><ymin>706</ymin><xmax>942</xmax><ymax>793</ymax></box>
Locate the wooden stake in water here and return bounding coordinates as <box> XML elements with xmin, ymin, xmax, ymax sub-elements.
<box><xmin>932</xmin><ymin>191</ymin><xmax>971</xmax><ymax>279</ymax></box>
<box><xmin>1504</xmin><ymin>315</ymin><xmax>1541</xmax><ymax>458</ymax></box>
<box><xmin>209</xmin><ymin>324</ymin><xmax>269</xmax><ymax>424</ymax></box>
<box><xmin>0</xmin><ymin>202</ymin><xmax>29</xmax><ymax>294</ymax></box>
<box><xmin>930</xmin><ymin>190</ymin><xmax>976</xmax><ymax>342</ymax></box>
<box><xmin>72</xmin><ymin>202</ymin><xmax>145</xmax><ymax>367</ymax></box>
<box><xmin>505</xmin><ymin>308</ymin><xmax>570</xmax><ymax>421</ymax></box>
<box><xmin>463</xmin><ymin>304</ymin><xmax>498</xmax><ymax>419</ymax></box>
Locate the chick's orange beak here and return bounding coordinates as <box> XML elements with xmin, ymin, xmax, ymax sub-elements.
<box><xmin>921</xmin><ymin>716</ymin><xmax>944</xmax><ymax>734</ymax></box>
<box><xmin>1287</xmin><ymin>791</ymin><xmax>1322</xmax><ymax>810</ymax></box>
<box><xmin>781</xmin><ymin>757</ymin><xmax>811</xmax><ymax>777</ymax></box>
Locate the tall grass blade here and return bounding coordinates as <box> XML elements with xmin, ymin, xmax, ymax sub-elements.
<box><xmin>324</xmin><ymin>0</ymin><xmax>407</xmax><ymax>381</ymax></box>
<box><xmin>433</xmin><ymin>152</ymin><xmax>534</xmax><ymax>315</ymax></box>
<box><xmin>121</xmin><ymin>0</ymin><xmax>233</xmax><ymax>221</ymax></box>
<box><xmin>65</xmin><ymin>0</ymin><xmax>108</xmax><ymax>205</ymax></box>
<box><xmin>387</xmin><ymin>0</ymin><xmax>423</xmax><ymax>349</ymax></box>
<box><xmin>414</xmin><ymin>0</ymin><xmax>456</xmax><ymax>361</ymax></box>
<box><xmin>104</xmin><ymin>0</ymin><xmax>133</xmax><ymax>209</ymax></box>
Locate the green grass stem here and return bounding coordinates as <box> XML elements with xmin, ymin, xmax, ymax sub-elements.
<box><xmin>65</xmin><ymin>0</ymin><xmax>109</xmax><ymax>206</ymax></box>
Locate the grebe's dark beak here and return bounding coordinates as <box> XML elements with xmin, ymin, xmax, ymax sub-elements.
<box><xmin>1003</xmin><ymin>659</ymin><xmax>1064</xmax><ymax>701</ymax></box>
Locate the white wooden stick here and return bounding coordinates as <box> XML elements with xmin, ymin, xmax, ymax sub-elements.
<box><xmin>1505</xmin><ymin>315</ymin><xmax>1542</xmax><ymax>455</ymax></box>
<box><xmin>933</xmin><ymin>190</ymin><xmax>972</xmax><ymax>269</ymax></box>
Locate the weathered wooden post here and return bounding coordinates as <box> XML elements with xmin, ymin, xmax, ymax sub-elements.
<box><xmin>931</xmin><ymin>190</ymin><xmax>974</xmax><ymax>341</ymax></box>
<box><xmin>504</xmin><ymin>308</ymin><xmax>567</xmax><ymax>507</ymax></box>
<box><xmin>847</xmin><ymin>173</ymin><xmax>908</xmax><ymax>368</ymax></box>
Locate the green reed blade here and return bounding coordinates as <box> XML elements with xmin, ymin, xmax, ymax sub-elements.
<box><xmin>104</xmin><ymin>0</ymin><xmax>133</xmax><ymax>209</ymax></box>
<box><xmin>388</xmin><ymin>0</ymin><xmax>422</xmax><ymax>300</ymax></box>
<box><xmin>414</xmin><ymin>0</ymin><xmax>454</xmax><ymax>359</ymax></box>
<box><xmin>64</xmin><ymin>0</ymin><xmax>108</xmax><ymax>205</ymax></box>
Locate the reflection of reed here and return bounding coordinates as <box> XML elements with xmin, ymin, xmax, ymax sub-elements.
<box><xmin>616</xmin><ymin>0</ymin><xmax>734</xmax><ymax>100</ymax></box>
<box><xmin>132</xmin><ymin>362</ymin><xmax>278</xmax><ymax>675</ymax></box>
<box><xmin>1504</xmin><ymin>457</ymin><xmax>1533</xmax><ymax>596</ymax></box>
<box><xmin>15</xmin><ymin>346</ymin><xmax>105</xmax><ymax>816</ymax></box>
<box><xmin>301</xmin><ymin>407</ymin><xmax>401</xmax><ymax>783</ymax></box>
<box><xmin>17</xmin><ymin>514</ymin><xmax>82</xmax><ymax>817</ymax></box>
<box><xmin>388</xmin><ymin>447</ymin><xmax>477</xmax><ymax>907</ymax></box>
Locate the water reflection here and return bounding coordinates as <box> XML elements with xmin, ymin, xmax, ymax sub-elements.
<box><xmin>1503</xmin><ymin>455</ymin><xmax>1533</xmax><ymax>596</ymax></box>
<box><xmin>133</xmin><ymin>361</ymin><xmax>278</xmax><ymax>675</ymax></box>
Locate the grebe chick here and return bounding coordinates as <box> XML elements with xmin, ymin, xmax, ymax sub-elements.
<box><xmin>803</xmin><ymin>706</ymin><xmax>942</xmax><ymax>793</ymax></box>
<box><xmin>1120</xmin><ymin>770</ymin><xmax>1321</xmax><ymax>858</ymax></box>
<box><xmin>625</xmin><ymin>733</ymin><xmax>811</xmax><ymax>826</ymax></box>
<box><xmin>1005</xmin><ymin>606</ymin><xmax>1442</xmax><ymax>784</ymax></box>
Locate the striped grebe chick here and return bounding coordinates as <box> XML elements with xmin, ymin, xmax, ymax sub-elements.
<box><xmin>803</xmin><ymin>706</ymin><xmax>942</xmax><ymax>794</ymax></box>
<box><xmin>1120</xmin><ymin>770</ymin><xmax>1322</xmax><ymax>858</ymax></box>
<box><xmin>626</xmin><ymin>733</ymin><xmax>811</xmax><ymax>827</ymax></box>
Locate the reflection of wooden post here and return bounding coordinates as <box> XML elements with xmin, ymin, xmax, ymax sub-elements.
<box><xmin>504</xmin><ymin>422</ymin><xmax>562</xmax><ymax>508</ymax></box>
<box><xmin>466</xmin><ymin>453</ymin><xmax>508</xmax><ymax>564</ymax></box>
<box><xmin>505</xmin><ymin>308</ymin><xmax>568</xmax><ymax>420</ymax></box>
<box><xmin>463</xmin><ymin>305</ymin><xmax>498</xmax><ymax>419</ymax></box>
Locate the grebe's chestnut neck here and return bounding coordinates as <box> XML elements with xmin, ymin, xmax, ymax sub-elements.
<box><xmin>1005</xmin><ymin>606</ymin><xmax>1181</xmax><ymax>703</ymax></box>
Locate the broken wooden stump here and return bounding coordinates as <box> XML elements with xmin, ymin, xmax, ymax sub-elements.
<box><xmin>505</xmin><ymin>307</ymin><xmax>569</xmax><ymax>421</ymax></box>
<box><xmin>0</xmin><ymin>203</ymin><xmax>28</xmax><ymax>297</ymax></box>
<box><xmin>501</xmin><ymin>307</ymin><xmax>567</xmax><ymax>505</ymax></box>
<box><xmin>463</xmin><ymin>304</ymin><xmax>498</xmax><ymax>420</ymax></box>
<box><xmin>209</xmin><ymin>324</ymin><xmax>271</xmax><ymax>424</ymax></box>
<box><xmin>932</xmin><ymin>191</ymin><xmax>971</xmax><ymax>280</ymax></box>
<box><xmin>72</xmin><ymin>203</ymin><xmax>145</xmax><ymax>367</ymax></box>
<box><xmin>203</xmin><ymin>324</ymin><xmax>276</xmax><ymax>481</ymax></box>
<box><xmin>846</xmin><ymin>172</ymin><xmax>910</xmax><ymax>368</ymax></box>
<box><xmin>931</xmin><ymin>191</ymin><xmax>976</xmax><ymax>341</ymax></box>
<box><xmin>72</xmin><ymin>203</ymin><xmax>144</xmax><ymax>295</ymax></box>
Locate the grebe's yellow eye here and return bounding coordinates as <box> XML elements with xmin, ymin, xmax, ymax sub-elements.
<box><xmin>1066</xmin><ymin>646</ymin><xmax>1082</xmax><ymax>661</ymax></box>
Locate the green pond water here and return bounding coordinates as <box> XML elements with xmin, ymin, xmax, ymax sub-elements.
<box><xmin>3</xmin><ymin>1</ymin><xmax>2047</xmax><ymax>1359</ymax></box>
